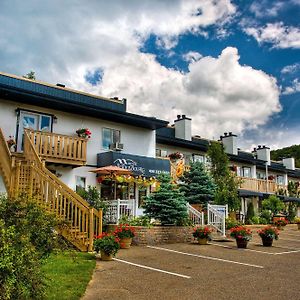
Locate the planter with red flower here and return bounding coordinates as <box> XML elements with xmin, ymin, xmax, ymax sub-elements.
<box><xmin>274</xmin><ymin>218</ymin><xmax>288</xmax><ymax>230</ymax></box>
<box><xmin>192</xmin><ymin>226</ymin><xmax>212</xmax><ymax>245</ymax></box>
<box><xmin>257</xmin><ymin>226</ymin><xmax>279</xmax><ymax>247</ymax></box>
<box><xmin>94</xmin><ymin>233</ymin><xmax>120</xmax><ymax>261</ymax></box>
<box><xmin>76</xmin><ymin>128</ymin><xmax>91</xmax><ymax>139</ymax></box>
<box><xmin>230</xmin><ymin>226</ymin><xmax>252</xmax><ymax>248</ymax></box>
<box><xmin>114</xmin><ymin>224</ymin><xmax>135</xmax><ymax>249</ymax></box>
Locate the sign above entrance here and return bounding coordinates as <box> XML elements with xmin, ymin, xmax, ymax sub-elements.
<box><xmin>97</xmin><ymin>152</ymin><xmax>170</xmax><ymax>177</ymax></box>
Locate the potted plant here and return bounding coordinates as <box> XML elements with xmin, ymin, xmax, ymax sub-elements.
<box><xmin>257</xmin><ymin>226</ymin><xmax>279</xmax><ymax>247</ymax></box>
<box><xmin>294</xmin><ymin>217</ymin><xmax>300</xmax><ymax>230</ymax></box>
<box><xmin>274</xmin><ymin>218</ymin><xmax>288</xmax><ymax>230</ymax></box>
<box><xmin>76</xmin><ymin>128</ymin><xmax>91</xmax><ymax>139</ymax></box>
<box><xmin>230</xmin><ymin>226</ymin><xmax>252</xmax><ymax>248</ymax></box>
<box><xmin>94</xmin><ymin>233</ymin><xmax>120</xmax><ymax>260</ymax></box>
<box><xmin>192</xmin><ymin>226</ymin><xmax>212</xmax><ymax>245</ymax></box>
<box><xmin>114</xmin><ymin>224</ymin><xmax>135</xmax><ymax>249</ymax></box>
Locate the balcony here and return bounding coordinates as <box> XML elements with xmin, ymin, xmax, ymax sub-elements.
<box><xmin>26</xmin><ymin>129</ymin><xmax>87</xmax><ymax>166</ymax></box>
<box><xmin>238</xmin><ymin>176</ymin><xmax>287</xmax><ymax>194</ymax></box>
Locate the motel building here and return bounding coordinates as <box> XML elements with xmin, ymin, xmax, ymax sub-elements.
<box><xmin>0</xmin><ymin>71</ymin><xmax>299</xmax><ymax>232</ymax></box>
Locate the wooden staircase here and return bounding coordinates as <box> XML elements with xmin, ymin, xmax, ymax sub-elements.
<box><xmin>0</xmin><ymin>128</ymin><xmax>102</xmax><ymax>251</ymax></box>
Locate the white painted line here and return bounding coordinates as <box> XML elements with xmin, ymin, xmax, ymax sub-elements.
<box><xmin>113</xmin><ymin>258</ymin><xmax>191</xmax><ymax>279</ymax></box>
<box><xmin>274</xmin><ymin>249</ymin><xmax>300</xmax><ymax>255</ymax></box>
<box><xmin>147</xmin><ymin>246</ymin><xmax>264</xmax><ymax>269</ymax></box>
<box><xmin>209</xmin><ymin>242</ymin><xmax>276</xmax><ymax>255</ymax></box>
<box><xmin>280</xmin><ymin>238</ymin><xmax>300</xmax><ymax>242</ymax></box>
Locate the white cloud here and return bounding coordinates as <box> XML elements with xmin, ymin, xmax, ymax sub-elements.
<box><xmin>282</xmin><ymin>79</ymin><xmax>300</xmax><ymax>94</ymax></box>
<box><xmin>182</xmin><ymin>51</ymin><xmax>203</xmax><ymax>62</ymax></box>
<box><xmin>244</xmin><ymin>22</ymin><xmax>300</xmax><ymax>49</ymax></box>
<box><xmin>0</xmin><ymin>1</ymin><xmax>282</xmax><ymax>142</ymax></box>
<box><xmin>281</xmin><ymin>63</ymin><xmax>300</xmax><ymax>74</ymax></box>
<box><xmin>249</xmin><ymin>1</ymin><xmax>285</xmax><ymax>18</ymax></box>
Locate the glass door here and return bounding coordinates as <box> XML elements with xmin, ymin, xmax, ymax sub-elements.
<box><xmin>17</xmin><ymin>111</ymin><xmax>52</xmax><ymax>151</ymax></box>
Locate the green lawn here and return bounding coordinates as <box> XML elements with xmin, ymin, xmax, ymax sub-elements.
<box><xmin>42</xmin><ymin>252</ymin><xmax>96</xmax><ymax>300</ymax></box>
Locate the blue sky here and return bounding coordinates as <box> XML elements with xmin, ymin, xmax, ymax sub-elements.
<box><xmin>0</xmin><ymin>0</ymin><xmax>299</xmax><ymax>150</ymax></box>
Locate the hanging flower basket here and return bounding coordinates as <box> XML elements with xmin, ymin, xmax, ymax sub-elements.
<box><xmin>76</xmin><ymin>128</ymin><xmax>91</xmax><ymax>139</ymax></box>
<box><xmin>168</xmin><ymin>152</ymin><xmax>183</xmax><ymax>161</ymax></box>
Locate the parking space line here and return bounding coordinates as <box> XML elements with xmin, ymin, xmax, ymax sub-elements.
<box><xmin>209</xmin><ymin>242</ymin><xmax>276</xmax><ymax>255</ymax></box>
<box><xmin>113</xmin><ymin>258</ymin><xmax>191</xmax><ymax>279</ymax></box>
<box><xmin>147</xmin><ymin>246</ymin><xmax>264</xmax><ymax>269</ymax></box>
<box><xmin>274</xmin><ymin>249</ymin><xmax>300</xmax><ymax>255</ymax></box>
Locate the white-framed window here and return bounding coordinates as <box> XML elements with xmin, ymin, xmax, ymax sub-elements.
<box><xmin>75</xmin><ymin>176</ymin><xmax>86</xmax><ymax>192</ymax></box>
<box><xmin>193</xmin><ymin>154</ymin><xmax>205</xmax><ymax>163</ymax></box>
<box><xmin>242</xmin><ymin>167</ymin><xmax>251</xmax><ymax>178</ymax></box>
<box><xmin>102</xmin><ymin>128</ymin><xmax>121</xmax><ymax>150</ymax></box>
<box><xmin>156</xmin><ymin>149</ymin><xmax>168</xmax><ymax>157</ymax></box>
<box><xmin>276</xmin><ymin>175</ymin><xmax>284</xmax><ymax>185</ymax></box>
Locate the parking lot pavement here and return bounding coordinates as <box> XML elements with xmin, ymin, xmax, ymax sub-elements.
<box><xmin>82</xmin><ymin>226</ymin><xmax>300</xmax><ymax>300</ymax></box>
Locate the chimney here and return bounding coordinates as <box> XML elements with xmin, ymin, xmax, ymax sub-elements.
<box><xmin>282</xmin><ymin>157</ymin><xmax>295</xmax><ymax>170</ymax></box>
<box><xmin>256</xmin><ymin>145</ymin><xmax>271</xmax><ymax>165</ymax></box>
<box><xmin>174</xmin><ymin>115</ymin><xmax>192</xmax><ymax>141</ymax></box>
<box><xmin>220</xmin><ymin>132</ymin><xmax>237</xmax><ymax>155</ymax></box>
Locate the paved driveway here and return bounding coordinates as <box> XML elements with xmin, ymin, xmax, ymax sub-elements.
<box><xmin>82</xmin><ymin>225</ymin><xmax>300</xmax><ymax>300</ymax></box>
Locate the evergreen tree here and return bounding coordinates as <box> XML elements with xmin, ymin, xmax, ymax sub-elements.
<box><xmin>207</xmin><ymin>141</ymin><xmax>240</xmax><ymax>211</ymax></box>
<box><xmin>143</xmin><ymin>174</ymin><xmax>188</xmax><ymax>225</ymax></box>
<box><xmin>180</xmin><ymin>161</ymin><xmax>216</xmax><ymax>204</ymax></box>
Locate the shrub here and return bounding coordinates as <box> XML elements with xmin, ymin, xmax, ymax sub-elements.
<box><xmin>118</xmin><ymin>215</ymin><xmax>151</xmax><ymax>227</ymax></box>
<box><xmin>251</xmin><ymin>216</ymin><xmax>260</xmax><ymax>224</ymax></box>
<box><xmin>245</xmin><ymin>202</ymin><xmax>255</xmax><ymax>224</ymax></box>
<box><xmin>225</xmin><ymin>217</ymin><xmax>240</xmax><ymax>230</ymax></box>
<box><xmin>0</xmin><ymin>195</ymin><xmax>61</xmax><ymax>299</ymax></box>
<box><xmin>143</xmin><ymin>174</ymin><xmax>188</xmax><ymax>225</ymax></box>
<box><xmin>262</xmin><ymin>195</ymin><xmax>284</xmax><ymax>216</ymax></box>
<box><xmin>260</xmin><ymin>210</ymin><xmax>272</xmax><ymax>223</ymax></box>
<box><xmin>259</xmin><ymin>217</ymin><xmax>268</xmax><ymax>225</ymax></box>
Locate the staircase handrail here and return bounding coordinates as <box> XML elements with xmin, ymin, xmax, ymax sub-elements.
<box><xmin>207</xmin><ymin>203</ymin><xmax>226</xmax><ymax>237</ymax></box>
<box><xmin>24</xmin><ymin>129</ymin><xmax>92</xmax><ymax>210</ymax></box>
<box><xmin>187</xmin><ymin>203</ymin><xmax>204</xmax><ymax>225</ymax></box>
<box><xmin>0</xmin><ymin>128</ymin><xmax>13</xmax><ymax>194</ymax></box>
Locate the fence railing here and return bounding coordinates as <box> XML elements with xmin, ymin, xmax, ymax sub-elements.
<box><xmin>207</xmin><ymin>204</ymin><xmax>227</xmax><ymax>237</ymax></box>
<box><xmin>104</xmin><ymin>199</ymin><xmax>135</xmax><ymax>224</ymax></box>
<box><xmin>26</xmin><ymin>129</ymin><xmax>87</xmax><ymax>166</ymax></box>
<box><xmin>187</xmin><ymin>203</ymin><xmax>204</xmax><ymax>225</ymax></box>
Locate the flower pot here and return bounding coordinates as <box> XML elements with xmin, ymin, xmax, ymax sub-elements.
<box><xmin>197</xmin><ymin>238</ymin><xmax>208</xmax><ymax>245</ymax></box>
<box><xmin>261</xmin><ymin>237</ymin><xmax>273</xmax><ymax>247</ymax></box>
<box><xmin>119</xmin><ymin>237</ymin><xmax>132</xmax><ymax>249</ymax></box>
<box><xmin>100</xmin><ymin>250</ymin><xmax>113</xmax><ymax>261</ymax></box>
<box><xmin>236</xmin><ymin>238</ymin><xmax>248</xmax><ymax>248</ymax></box>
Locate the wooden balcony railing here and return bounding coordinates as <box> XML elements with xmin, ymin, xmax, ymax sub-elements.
<box><xmin>26</xmin><ymin>129</ymin><xmax>87</xmax><ymax>166</ymax></box>
<box><xmin>238</xmin><ymin>176</ymin><xmax>287</xmax><ymax>194</ymax></box>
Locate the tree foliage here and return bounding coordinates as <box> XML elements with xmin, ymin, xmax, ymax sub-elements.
<box><xmin>179</xmin><ymin>161</ymin><xmax>216</xmax><ymax>204</ymax></box>
<box><xmin>0</xmin><ymin>195</ymin><xmax>61</xmax><ymax>299</ymax></box>
<box><xmin>23</xmin><ymin>71</ymin><xmax>36</xmax><ymax>80</ymax></box>
<box><xmin>262</xmin><ymin>195</ymin><xmax>285</xmax><ymax>216</ymax></box>
<box><xmin>271</xmin><ymin>145</ymin><xmax>300</xmax><ymax>168</ymax></box>
<box><xmin>207</xmin><ymin>141</ymin><xmax>240</xmax><ymax>211</ymax></box>
<box><xmin>143</xmin><ymin>174</ymin><xmax>188</xmax><ymax>225</ymax></box>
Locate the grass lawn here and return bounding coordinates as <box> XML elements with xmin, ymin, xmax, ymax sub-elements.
<box><xmin>42</xmin><ymin>252</ymin><xmax>96</xmax><ymax>300</ymax></box>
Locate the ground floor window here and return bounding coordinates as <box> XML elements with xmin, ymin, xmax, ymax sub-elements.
<box><xmin>75</xmin><ymin>176</ymin><xmax>86</xmax><ymax>192</ymax></box>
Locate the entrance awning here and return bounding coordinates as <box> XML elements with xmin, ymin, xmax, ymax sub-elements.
<box><xmin>97</xmin><ymin>152</ymin><xmax>170</xmax><ymax>177</ymax></box>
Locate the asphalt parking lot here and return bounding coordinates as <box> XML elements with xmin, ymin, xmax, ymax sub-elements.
<box><xmin>82</xmin><ymin>225</ymin><xmax>300</xmax><ymax>300</ymax></box>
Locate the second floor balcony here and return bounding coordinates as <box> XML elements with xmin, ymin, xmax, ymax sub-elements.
<box><xmin>238</xmin><ymin>176</ymin><xmax>287</xmax><ymax>194</ymax></box>
<box><xmin>26</xmin><ymin>129</ymin><xmax>87</xmax><ymax>166</ymax></box>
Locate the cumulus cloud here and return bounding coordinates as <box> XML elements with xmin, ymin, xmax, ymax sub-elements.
<box><xmin>244</xmin><ymin>22</ymin><xmax>300</xmax><ymax>49</ymax></box>
<box><xmin>281</xmin><ymin>63</ymin><xmax>300</xmax><ymax>74</ymax></box>
<box><xmin>249</xmin><ymin>0</ymin><xmax>285</xmax><ymax>18</ymax></box>
<box><xmin>282</xmin><ymin>79</ymin><xmax>300</xmax><ymax>94</ymax></box>
<box><xmin>0</xmin><ymin>0</ymin><xmax>282</xmax><ymax>141</ymax></box>
<box><xmin>182</xmin><ymin>51</ymin><xmax>203</xmax><ymax>62</ymax></box>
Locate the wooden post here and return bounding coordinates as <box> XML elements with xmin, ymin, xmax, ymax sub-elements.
<box><xmin>14</xmin><ymin>161</ymin><xmax>21</xmax><ymax>198</ymax></box>
<box><xmin>98</xmin><ymin>209</ymin><xmax>103</xmax><ymax>236</ymax></box>
<box><xmin>28</xmin><ymin>162</ymin><xmax>34</xmax><ymax>197</ymax></box>
<box><xmin>88</xmin><ymin>208</ymin><xmax>94</xmax><ymax>252</ymax></box>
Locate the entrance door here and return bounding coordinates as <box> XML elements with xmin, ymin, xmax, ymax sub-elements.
<box><xmin>17</xmin><ymin>111</ymin><xmax>52</xmax><ymax>151</ymax></box>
